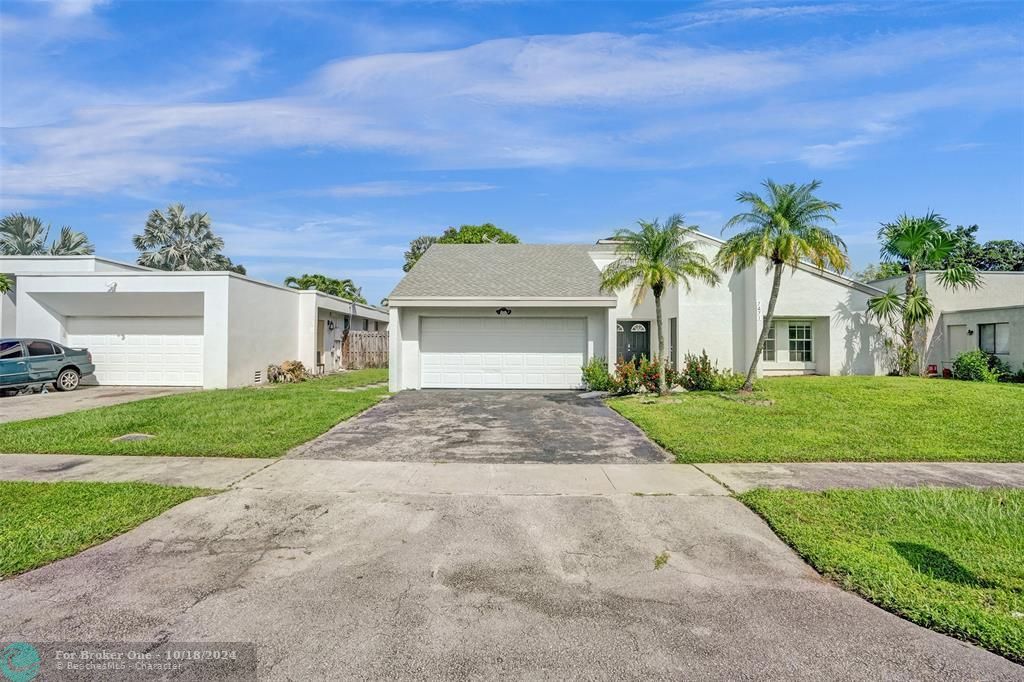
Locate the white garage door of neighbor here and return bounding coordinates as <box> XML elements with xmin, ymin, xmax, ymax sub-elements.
<box><xmin>420</xmin><ymin>317</ymin><xmax>586</xmax><ymax>389</ymax></box>
<box><xmin>66</xmin><ymin>316</ymin><xmax>204</xmax><ymax>387</ymax></box>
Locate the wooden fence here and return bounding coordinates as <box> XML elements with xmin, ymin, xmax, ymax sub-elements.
<box><xmin>342</xmin><ymin>330</ymin><xmax>388</xmax><ymax>369</ymax></box>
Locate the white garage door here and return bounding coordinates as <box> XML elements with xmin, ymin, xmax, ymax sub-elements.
<box><xmin>66</xmin><ymin>316</ymin><xmax>204</xmax><ymax>387</ymax></box>
<box><xmin>420</xmin><ymin>317</ymin><xmax>586</xmax><ymax>389</ymax></box>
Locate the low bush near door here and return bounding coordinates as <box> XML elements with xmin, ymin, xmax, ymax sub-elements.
<box><xmin>952</xmin><ymin>350</ymin><xmax>1009</xmax><ymax>383</ymax></box>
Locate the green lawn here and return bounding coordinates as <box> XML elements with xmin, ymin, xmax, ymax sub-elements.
<box><xmin>0</xmin><ymin>481</ymin><xmax>210</xmax><ymax>576</ymax></box>
<box><xmin>608</xmin><ymin>376</ymin><xmax>1024</xmax><ymax>463</ymax></box>
<box><xmin>740</xmin><ymin>487</ymin><xmax>1024</xmax><ymax>663</ymax></box>
<box><xmin>0</xmin><ymin>369</ymin><xmax>388</xmax><ymax>458</ymax></box>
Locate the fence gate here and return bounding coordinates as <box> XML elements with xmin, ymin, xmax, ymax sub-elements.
<box><xmin>342</xmin><ymin>330</ymin><xmax>388</xmax><ymax>369</ymax></box>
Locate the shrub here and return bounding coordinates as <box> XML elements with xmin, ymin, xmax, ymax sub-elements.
<box><xmin>610</xmin><ymin>356</ymin><xmax>676</xmax><ymax>394</ymax></box>
<box><xmin>679</xmin><ymin>350</ymin><xmax>758</xmax><ymax>392</ymax></box>
<box><xmin>581</xmin><ymin>357</ymin><xmax>614</xmax><ymax>391</ymax></box>
<box><xmin>679</xmin><ymin>350</ymin><xmax>716</xmax><ymax>391</ymax></box>
<box><xmin>712</xmin><ymin>371</ymin><xmax>749</xmax><ymax>392</ymax></box>
<box><xmin>952</xmin><ymin>350</ymin><xmax>1002</xmax><ymax>383</ymax></box>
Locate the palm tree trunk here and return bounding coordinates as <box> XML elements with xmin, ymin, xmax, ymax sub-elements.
<box><xmin>654</xmin><ymin>288</ymin><xmax>667</xmax><ymax>396</ymax></box>
<box><xmin>742</xmin><ymin>261</ymin><xmax>784</xmax><ymax>392</ymax></box>
<box><xmin>899</xmin><ymin>272</ymin><xmax>916</xmax><ymax>377</ymax></box>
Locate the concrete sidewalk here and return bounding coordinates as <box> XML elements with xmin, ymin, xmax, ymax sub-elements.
<box><xmin>698</xmin><ymin>462</ymin><xmax>1024</xmax><ymax>493</ymax></box>
<box><xmin>0</xmin><ymin>454</ymin><xmax>725</xmax><ymax>496</ymax></box>
<box><xmin>0</xmin><ymin>454</ymin><xmax>272</xmax><ymax>488</ymax></box>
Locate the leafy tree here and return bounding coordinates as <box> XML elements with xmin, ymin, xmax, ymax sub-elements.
<box><xmin>978</xmin><ymin>240</ymin><xmax>1024</xmax><ymax>271</ymax></box>
<box><xmin>941</xmin><ymin>224</ymin><xmax>1024</xmax><ymax>271</ymax></box>
<box><xmin>402</xmin><ymin>223</ymin><xmax>518</xmax><ymax>271</ymax></box>
<box><xmin>601</xmin><ymin>215</ymin><xmax>719</xmax><ymax>396</ymax></box>
<box><xmin>133</xmin><ymin>204</ymin><xmax>241</xmax><ymax>272</ymax></box>
<box><xmin>213</xmin><ymin>255</ymin><xmax>246</xmax><ymax>275</ymax></box>
<box><xmin>715</xmin><ymin>179</ymin><xmax>847</xmax><ymax>391</ymax></box>
<box><xmin>284</xmin><ymin>273</ymin><xmax>366</xmax><ymax>303</ymax></box>
<box><xmin>0</xmin><ymin>274</ymin><xmax>12</xmax><ymax>294</ymax></box>
<box><xmin>0</xmin><ymin>213</ymin><xmax>94</xmax><ymax>256</ymax></box>
<box><xmin>867</xmin><ymin>213</ymin><xmax>980</xmax><ymax>376</ymax></box>
<box><xmin>402</xmin><ymin>235</ymin><xmax>438</xmax><ymax>272</ymax></box>
<box><xmin>853</xmin><ymin>262</ymin><xmax>905</xmax><ymax>282</ymax></box>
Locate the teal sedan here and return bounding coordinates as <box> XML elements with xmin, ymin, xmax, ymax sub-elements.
<box><xmin>0</xmin><ymin>338</ymin><xmax>96</xmax><ymax>393</ymax></box>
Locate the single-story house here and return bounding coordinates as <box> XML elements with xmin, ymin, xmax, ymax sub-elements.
<box><xmin>0</xmin><ymin>255</ymin><xmax>388</xmax><ymax>389</ymax></box>
<box><xmin>386</xmin><ymin>234</ymin><xmax>891</xmax><ymax>391</ymax></box>
<box><xmin>868</xmin><ymin>271</ymin><xmax>1024</xmax><ymax>374</ymax></box>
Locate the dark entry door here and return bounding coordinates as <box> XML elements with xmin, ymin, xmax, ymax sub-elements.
<box><xmin>617</xmin><ymin>321</ymin><xmax>650</xmax><ymax>363</ymax></box>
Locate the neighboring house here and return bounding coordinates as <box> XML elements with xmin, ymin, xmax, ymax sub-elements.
<box><xmin>0</xmin><ymin>256</ymin><xmax>388</xmax><ymax>389</ymax></box>
<box><xmin>386</xmin><ymin>234</ymin><xmax>889</xmax><ymax>391</ymax></box>
<box><xmin>868</xmin><ymin>271</ymin><xmax>1024</xmax><ymax>373</ymax></box>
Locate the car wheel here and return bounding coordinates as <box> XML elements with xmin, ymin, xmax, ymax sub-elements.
<box><xmin>55</xmin><ymin>368</ymin><xmax>81</xmax><ymax>392</ymax></box>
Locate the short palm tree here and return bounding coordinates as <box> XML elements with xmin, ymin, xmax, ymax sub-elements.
<box><xmin>601</xmin><ymin>215</ymin><xmax>720</xmax><ymax>395</ymax></box>
<box><xmin>133</xmin><ymin>204</ymin><xmax>226</xmax><ymax>271</ymax></box>
<box><xmin>0</xmin><ymin>274</ymin><xmax>12</xmax><ymax>294</ymax></box>
<box><xmin>284</xmin><ymin>273</ymin><xmax>366</xmax><ymax>303</ymax></box>
<box><xmin>867</xmin><ymin>212</ymin><xmax>980</xmax><ymax>376</ymax></box>
<box><xmin>715</xmin><ymin>179</ymin><xmax>847</xmax><ymax>391</ymax></box>
<box><xmin>0</xmin><ymin>213</ymin><xmax>94</xmax><ymax>256</ymax></box>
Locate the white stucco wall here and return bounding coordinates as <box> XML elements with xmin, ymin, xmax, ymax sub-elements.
<box><xmin>746</xmin><ymin>264</ymin><xmax>884</xmax><ymax>376</ymax></box>
<box><xmin>226</xmin><ymin>277</ymin><xmax>303</xmax><ymax>387</ymax></box>
<box><xmin>932</xmin><ymin>306</ymin><xmax>1024</xmax><ymax>372</ymax></box>
<box><xmin>0</xmin><ymin>289</ymin><xmax>15</xmax><ymax>337</ymax></box>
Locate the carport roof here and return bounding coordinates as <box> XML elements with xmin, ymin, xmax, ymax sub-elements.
<box><xmin>389</xmin><ymin>244</ymin><xmax>613</xmax><ymax>300</ymax></box>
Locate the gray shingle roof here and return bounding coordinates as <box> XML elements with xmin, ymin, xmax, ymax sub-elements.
<box><xmin>389</xmin><ymin>244</ymin><xmax>612</xmax><ymax>299</ymax></box>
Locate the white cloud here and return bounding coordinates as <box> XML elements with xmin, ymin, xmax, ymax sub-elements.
<box><xmin>316</xmin><ymin>181</ymin><xmax>496</xmax><ymax>198</ymax></box>
<box><xmin>48</xmin><ymin>0</ymin><xmax>110</xmax><ymax>18</ymax></box>
<box><xmin>1</xmin><ymin>24</ymin><xmax>1021</xmax><ymax>198</ymax></box>
<box><xmin>653</xmin><ymin>3</ymin><xmax>863</xmax><ymax>30</ymax></box>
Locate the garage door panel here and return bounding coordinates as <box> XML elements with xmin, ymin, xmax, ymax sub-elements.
<box><xmin>66</xmin><ymin>316</ymin><xmax>203</xmax><ymax>387</ymax></box>
<box><xmin>420</xmin><ymin>317</ymin><xmax>586</xmax><ymax>389</ymax></box>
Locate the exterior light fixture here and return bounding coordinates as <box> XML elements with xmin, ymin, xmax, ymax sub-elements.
<box><xmin>496</xmin><ymin>307</ymin><xmax>512</xmax><ymax>316</ymax></box>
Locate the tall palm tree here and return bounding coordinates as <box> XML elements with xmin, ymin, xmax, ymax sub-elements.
<box><xmin>0</xmin><ymin>213</ymin><xmax>94</xmax><ymax>256</ymax></box>
<box><xmin>284</xmin><ymin>273</ymin><xmax>366</xmax><ymax>303</ymax></box>
<box><xmin>715</xmin><ymin>179</ymin><xmax>847</xmax><ymax>391</ymax></box>
<box><xmin>132</xmin><ymin>204</ymin><xmax>225</xmax><ymax>271</ymax></box>
<box><xmin>600</xmin><ymin>215</ymin><xmax>720</xmax><ymax>396</ymax></box>
<box><xmin>867</xmin><ymin>212</ymin><xmax>980</xmax><ymax>376</ymax></box>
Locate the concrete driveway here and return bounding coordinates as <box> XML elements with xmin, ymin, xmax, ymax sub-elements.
<box><xmin>292</xmin><ymin>390</ymin><xmax>671</xmax><ymax>463</ymax></box>
<box><xmin>0</xmin><ymin>385</ymin><xmax>193</xmax><ymax>424</ymax></box>
<box><xmin>1</xmin><ymin>467</ymin><xmax>1017</xmax><ymax>679</ymax></box>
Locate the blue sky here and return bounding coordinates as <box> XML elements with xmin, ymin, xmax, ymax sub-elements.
<box><xmin>1</xmin><ymin>0</ymin><xmax>1022</xmax><ymax>304</ymax></box>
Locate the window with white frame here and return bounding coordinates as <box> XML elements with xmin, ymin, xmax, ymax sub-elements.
<box><xmin>979</xmin><ymin>323</ymin><xmax>1009</xmax><ymax>355</ymax></box>
<box><xmin>762</xmin><ymin>324</ymin><xmax>776</xmax><ymax>361</ymax></box>
<box><xmin>788</xmin><ymin>322</ymin><xmax>813</xmax><ymax>362</ymax></box>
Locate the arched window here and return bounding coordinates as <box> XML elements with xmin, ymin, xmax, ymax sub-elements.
<box><xmin>616</xmin><ymin>324</ymin><xmax>624</xmax><ymax>332</ymax></box>
<box><xmin>630</xmin><ymin>323</ymin><xmax>646</xmax><ymax>333</ymax></box>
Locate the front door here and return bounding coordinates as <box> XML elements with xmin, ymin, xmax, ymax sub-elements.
<box><xmin>947</xmin><ymin>324</ymin><xmax>973</xmax><ymax>361</ymax></box>
<box><xmin>617</xmin><ymin>321</ymin><xmax>650</xmax><ymax>363</ymax></box>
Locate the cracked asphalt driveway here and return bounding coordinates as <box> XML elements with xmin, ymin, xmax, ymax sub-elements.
<box><xmin>292</xmin><ymin>389</ymin><xmax>671</xmax><ymax>463</ymax></box>
<box><xmin>1</xmin><ymin>480</ymin><xmax>1018</xmax><ymax>679</ymax></box>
